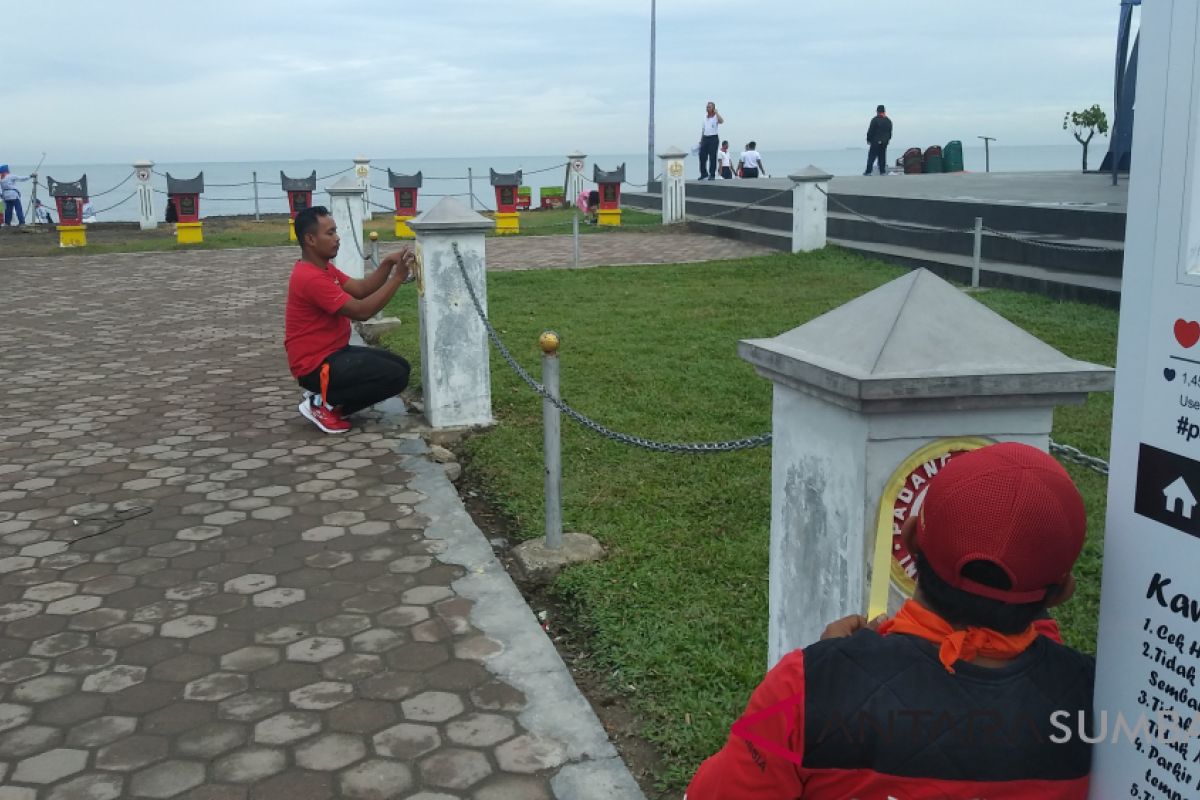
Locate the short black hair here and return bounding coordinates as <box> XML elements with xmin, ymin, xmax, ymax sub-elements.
<box><xmin>721</xmin><ymin>140</ymin><xmax>728</xmax><ymax>147</ymax></box>
<box><xmin>877</xmin><ymin>104</ymin><xmax>886</xmax><ymax>113</ymax></box>
<box><xmin>748</xmin><ymin>141</ymin><xmax>757</xmax><ymax>149</ymax></box>
<box><xmin>915</xmin><ymin>554</ymin><xmax>1049</xmax><ymax>634</ymax></box>
<box><xmin>295</xmin><ymin>206</ymin><xmax>330</xmax><ymax>247</ymax></box>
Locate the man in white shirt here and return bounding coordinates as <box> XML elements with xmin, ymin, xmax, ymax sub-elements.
<box><xmin>737</xmin><ymin>142</ymin><xmax>765</xmax><ymax>179</ymax></box>
<box><xmin>698</xmin><ymin>101</ymin><xmax>724</xmax><ymax>181</ymax></box>
<box><xmin>717</xmin><ymin>141</ymin><xmax>734</xmax><ymax>179</ymax></box>
<box><xmin>0</xmin><ymin>165</ymin><xmax>35</xmax><ymax>226</ymax></box>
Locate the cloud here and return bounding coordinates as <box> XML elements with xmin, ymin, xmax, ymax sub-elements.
<box><xmin>6</xmin><ymin>1</ymin><xmax>1123</xmax><ymax>163</ymax></box>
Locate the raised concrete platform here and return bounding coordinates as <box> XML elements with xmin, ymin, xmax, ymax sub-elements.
<box><xmin>624</xmin><ymin>171</ymin><xmax>1129</xmax><ymax>306</ymax></box>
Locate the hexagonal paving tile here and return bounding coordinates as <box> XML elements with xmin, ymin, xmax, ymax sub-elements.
<box><xmin>220</xmin><ymin>646</ymin><xmax>280</xmax><ymax>672</ymax></box>
<box><xmin>184</xmin><ymin>672</ymin><xmax>250</xmax><ymax>702</ymax></box>
<box><xmin>339</xmin><ymin>759</ymin><xmax>414</xmax><ymax>799</ymax></box>
<box><xmin>419</xmin><ymin>747</ymin><xmax>493</xmax><ymax>790</ymax></box>
<box><xmin>12</xmin><ymin>747</ymin><xmax>87</xmax><ymax>783</ymax></box>
<box><xmin>129</xmin><ymin>760</ymin><xmax>205</xmax><ymax>798</ymax></box>
<box><xmin>252</xmin><ymin>587</ymin><xmax>305</xmax><ymax>608</ymax></box>
<box><xmin>286</xmin><ymin>636</ymin><xmax>345</xmax><ymax>663</ymax></box>
<box><xmin>213</xmin><ymin>745</ymin><xmax>287</xmax><ymax>783</ymax></box>
<box><xmin>254</xmin><ymin>710</ymin><xmax>322</xmax><ymax>745</ymax></box>
<box><xmin>373</xmin><ymin>723</ymin><xmax>441</xmax><ymax>760</ymax></box>
<box><xmin>81</xmin><ymin>664</ymin><xmax>147</xmax><ymax>693</ymax></box>
<box><xmin>160</xmin><ymin>615</ymin><xmax>218</xmax><ymax>639</ymax></box>
<box><xmin>289</xmin><ymin>681</ymin><xmax>354</xmax><ymax>710</ymax></box>
<box><xmin>294</xmin><ymin>732</ymin><xmax>367</xmax><ymax>771</ymax></box>
<box><xmin>223</xmin><ymin>573</ymin><xmax>276</xmax><ymax>594</ymax></box>
<box><xmin>400</xmin><ymin>691</ymin><xmax>464</xmax><ymax>723</ymax></box>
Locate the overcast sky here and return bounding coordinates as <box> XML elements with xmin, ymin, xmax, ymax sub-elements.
<box><xmin>9</xmin><ymin>1</ymin><xmax>1123</xmax><ymax>165</ymax></box>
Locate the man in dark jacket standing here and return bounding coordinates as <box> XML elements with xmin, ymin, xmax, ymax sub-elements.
<box><xmin>865</xmin><ymin>104</ymin><xmax>892</xmax><ymax>175</ymax></box>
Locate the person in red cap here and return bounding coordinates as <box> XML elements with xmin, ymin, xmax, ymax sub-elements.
<box><xmin>686</xmin><ymin>441</ymin><xmax>1094</xmax><ymax>799</ymax></box>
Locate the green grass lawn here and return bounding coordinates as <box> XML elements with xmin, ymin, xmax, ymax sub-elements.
<box><xmin>380</xmin><ymin>247</ymin><xmax>1117</xmax><ymax>791</ymax></box>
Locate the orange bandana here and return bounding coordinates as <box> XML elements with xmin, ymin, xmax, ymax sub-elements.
<box><xmin>877</xmin><ymin>600</ymin><xmax>1038</xmax><ymax>674</ymax></box>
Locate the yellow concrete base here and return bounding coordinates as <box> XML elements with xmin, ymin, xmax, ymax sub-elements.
<box><xmin>394</xmin><ymin>215</ymin><xmax>415</xmax><ymax>239</ymax></box>
<box><xmin>289</xmin><ymin>218</ymin><xmax>296</xmax><ymax>241</ymax></box>
<box><xmin>57</xmin><ymin>225</ymin><xmax>87</xmax><ymax>248</ymax></box>
<box><xmin>598</xmin><ymin>208</ymin><xmax>622</xmax><ymax>227</ymax></box>
<box><xmin>494</xmin><ymin>212</ymin><xmax>520</xmax><ymax>235</ymax></box>
<box><xmin>177</xmin><ymin>222</ymin><xmax>204</xmax><ymax>244</ymax></box>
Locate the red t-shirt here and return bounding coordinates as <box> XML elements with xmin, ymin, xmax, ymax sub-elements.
<box><xmin>284</xmin><ymin>260</ymin><xmax>352</xmax><ymax>378</ymax></box>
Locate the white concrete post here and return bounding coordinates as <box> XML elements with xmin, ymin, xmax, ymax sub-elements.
<box><xmin>326</xmin><ymin>176</ymin><xmax>365</xmax><ymax>280</ymax></box>
<box><xmin>566</xmin><ymin>152</ymin><xmax>587</xmax><ymax>207</ymax></box>
<box><xmin>788</xmin><ymin>165</ymin><xmax>833</xmax><ymax>253</ymax></box>
<box><xmin>657</xmin><ymin>146</ymin><xmax>687</xmax><ymax>224</ymax></box>
<box><xmin>353</xmin><ymin>156</ymin><xmax>372</xmax><ymax>220</ymax></box>
<box><xmin>408</xmin><ymin>197</ymin><xmax>495</xmax><ymax>429</ymax></box>
<box><xmin>739</xmin><ymin>269</ymin><xmax>1113</xmax><ymax>666</ymax></box>
<box><xmin>133</xmin><ymin>160</ymin><xmax>156</xmax><ymax>231</ymax></box>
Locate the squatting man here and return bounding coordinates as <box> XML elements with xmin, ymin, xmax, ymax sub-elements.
<box><xmin>284</xmin><ymin>205</ymin><xmax>414</xmax><ymax>434</ymax></box>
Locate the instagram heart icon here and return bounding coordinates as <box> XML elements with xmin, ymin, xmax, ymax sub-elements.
<box><xmin>1175</xmin><ymin>319</ymin><xmax>1200</xmax><ymax>348</ymax></box>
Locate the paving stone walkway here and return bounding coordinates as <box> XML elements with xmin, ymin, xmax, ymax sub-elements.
<box><xmin>482</xmin><ymin>228</ymin><xmax>774</xmax><ymax>271</ymax></box>
<box><xmin>0</xmin><ymin>240</ymin><xmax>710</xmax><ymax>799</ymax></box>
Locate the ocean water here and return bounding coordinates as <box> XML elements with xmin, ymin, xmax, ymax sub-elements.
<box><xmin>20</xmin><ymin>144</ymin><xmax>1088</xmax><ymax>224</ymax></box>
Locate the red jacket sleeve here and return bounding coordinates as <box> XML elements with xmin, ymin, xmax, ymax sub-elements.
<box><xmin>686</xmin><ymin>650</ymin><xmax>807</xmax><ymax>800</ymax></box>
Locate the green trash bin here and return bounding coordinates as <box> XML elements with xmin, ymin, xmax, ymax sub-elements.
<box><xmin>943</xmin><ymin>140</ymin><xmax>964</xmax><ymax>172</ymax></box>
<box><xmin>923</xmin><ymin>145</ymin><xmax>943</xmax><ymax>174</ymax></box>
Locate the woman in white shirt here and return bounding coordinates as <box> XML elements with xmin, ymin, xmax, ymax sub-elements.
<box><xmin>737</xmin><ymin>142</ymin><xmax>765</xmax><ymax>179</ymax></box>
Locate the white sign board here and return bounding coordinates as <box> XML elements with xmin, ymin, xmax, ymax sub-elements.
<box><xmin>1094</xmin><ymin>2</ymin><xmax>1200</xmax><ymax>797</ymax></box>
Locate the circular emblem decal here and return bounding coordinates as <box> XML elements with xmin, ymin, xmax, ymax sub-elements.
<box><xmin>136</xmin><ymin>169</ymin><xmax>150</xmax><ymax>182</ymax></box>
<box><xmin>356</xmin><ymin>166</ymin><xmax>369</xmax><ymax>178</ymax></box>
<box><xmin>870</xmin><ymin>437</ymin><xmax>992</xmax><ymax>606</ymax></box>
<box><xmin>668</xmin><ymin>161</ymin><xmax>684</xmax><ymax>177</ymax></box>
<box><xmin>572</xmin><ymin>160</ymin><xmax>584</xmax><ymax>172</ymax></box>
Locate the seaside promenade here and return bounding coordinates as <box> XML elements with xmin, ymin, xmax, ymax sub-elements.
<box><xmin>0</xmin><ymin>232</ymin><xmax>766</xmax><ymax>799</ymax></box>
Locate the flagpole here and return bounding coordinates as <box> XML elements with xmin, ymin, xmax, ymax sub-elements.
<box><xmin>648</xmin><ymin>0</ymin><xmax>656</xmax><ymax>185</ymax></box>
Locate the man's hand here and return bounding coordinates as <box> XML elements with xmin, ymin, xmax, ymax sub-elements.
<box><xmin>819</xmin><ymin>614</ymin><xmax>887</xmax><ymax>640</ymax></box>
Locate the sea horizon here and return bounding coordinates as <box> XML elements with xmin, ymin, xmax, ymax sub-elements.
<box><xmin>16</xmin><ymin>144</ymin><xmax>1095</xmax><ymax>224</ymax></box>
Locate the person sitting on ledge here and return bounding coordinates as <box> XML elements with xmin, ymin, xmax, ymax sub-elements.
<box><xmin>284</xmin><ymin>205</ymin><xmax>415</xmax><ymax>434</ymax></box>
<box><xmin>686</xmin><ymin>441</ymin><xmax>1094</xmax><ymax>799</ymax></box>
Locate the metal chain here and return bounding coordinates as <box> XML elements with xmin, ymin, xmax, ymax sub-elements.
<box><xmin>702</xmin><ymin>187</ymin><xmax>795</xmax><ymax>221</ymax></box>
<box><xmin>816</xmin><ymin>185</ymin><xmax>973</xmax><ymax>235</ymax></box>
<box><xmin>341</xmin><ymin>199</ymin><xmax>377</xmax><ymax>266</ymax></box>
<box><xmin>981</xmin><ymin>225</ymin><xmax>1123</xmax><ymax>253</ymax></box>
<box><xmin>91</xmin><ymin>190</ymin><xmax>138</xmax><ymax>215</ymax></box>
<box><xmin>815</xmin><ymin>185</ymin><xmax>1122</xmax><ymax>251</ymax></box>
<box><xmin>87</xmin><ymin>171</ymin><xmax>134</xmax><ymax>197</ymax></box>
<box><xmin>449</xmin><ymin>242</ymin><xmax>772</xmax><ymax>453</ymax></box>
<box><xmin>1049</xmin><ymin>440</ymin><xmax>1110</xmax><ymax>475</ymax></box>
<box><xmin>317</xmin><ymin>166</ymin><xmax>353</xmax><ymax>180</ymax></box>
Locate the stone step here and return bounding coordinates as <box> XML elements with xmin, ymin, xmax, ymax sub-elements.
<box><xmin>829</xmin><ymin>238</ymin><xmax>1121</xmax><ymax>308</ymax></box>
<box><xmin>686</xmin><ymin>216</ymin><xmax>792</xmax><ymax>251</ymax></box>
<box><xmin>827</xmin><ymin>212</ymin><xmax>1124</xmax><ymax>277</ymax></box>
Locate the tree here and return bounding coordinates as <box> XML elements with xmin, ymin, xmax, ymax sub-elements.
<box><xmin>1063</xmin><ymin>105</ymin><xmax>1109</xmax><ymax>172</ymax></box>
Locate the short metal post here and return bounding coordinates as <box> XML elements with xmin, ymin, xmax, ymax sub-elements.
<box><xmin>572</xmin><ymin>213</ymin><xmax>580</xmax><ymax>268</ymax></box>
<box><xmin>468</xmin><ymin>167</ymin><xmax>475</xmax><ymax>210</ymax></box>
<box><xmin>540</xmin><ymin>331</ymin><xmax>563</xmax><ymax>549</ymax></box>
<box><xmin>252</xmin><ymin>171</ymin><xmax>261</xmax><ymax>221</ymax></box>
<box><xmin>972</xmin><ymin>216</ymin><xmax>983</xmax><ymax>288</ymax></box>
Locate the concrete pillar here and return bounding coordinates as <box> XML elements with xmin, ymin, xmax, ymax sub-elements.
<box><xmin>408</xmin><ymin>197</ymin><xmax>495</xmax><ymax>429</ymax></box>
<box><xmin>326</xmin><ymin>176</ymin><xmax>365</xmax><ymax>280</ymax></box>
<box><xmin>788</xmin><ymin>165</ymin><xmax>833</xmax><ymax>253</ymax></box>
<box><xmin>133</xmin><ymin>160</ymin><xmax>156</xmax><ymax>230</ymax></box>
<box><xmin>566</xmin><ymin>152</ymin><xmax>587</xmax><ymax>207</ymax></box>
<box><xmin>353</xmin><ymin>156</ymin><xmax>372</xmax><ymax>220</ymax></box>
<box><xmin>657</xmin><ymin>146</ymin><xmax>687</xmax><ymax>224</ymax></box>
<box><xmin>739</xmin><ymin>268</ymin><xmax>1113</xmax><ymax>666</ymax></box>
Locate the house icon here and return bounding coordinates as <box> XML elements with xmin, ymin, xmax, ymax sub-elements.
<box><xmin>1164</xmin><ymin>476</ymin><xmax>1197</xmax><ymax>519</ymax></box>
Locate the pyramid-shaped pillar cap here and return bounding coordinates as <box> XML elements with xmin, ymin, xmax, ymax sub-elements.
<box><xmin>408</xmin><ymin>196</ymin><xmax>494</xmax><ymax>233</ymax></box>
<box><xmin>739</xmin><ymin>269</ymin><xmax>1114</xmax><ymax>412</ymax></box>
<box><xmin>326</xmin><ymin>175</ymin><xmax>363</xmax><ymax>194</ymax></box>
<box><xmin>789</xmin><ymin>165</ymin><xmax>834</xmax><ymax>183</ymax></box>
<box><xmin>658</xmin><ymin>146</ymin><xmax>689</xmax><ymax>160</ymax></box>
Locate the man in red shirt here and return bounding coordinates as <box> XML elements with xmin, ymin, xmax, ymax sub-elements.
<box><xmin>285</xmin><ymin>206</ymin><xmax>415</xmax><ymax>434</ymax></box>
<box><xmin>686</xmin><ymin>442</ymin><xmax>1095</xmax><ymax>798</ymax></box>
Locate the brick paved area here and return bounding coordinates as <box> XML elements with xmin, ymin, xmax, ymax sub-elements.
<box><xmin>0</xmin><ymin>245</ymin><xmax>660</xmax><ymax>799</ymax></box>
<box><xmin>484</xmin><ymin>228</ymin><xmax>774</xmax><ymax>271</ymax></box>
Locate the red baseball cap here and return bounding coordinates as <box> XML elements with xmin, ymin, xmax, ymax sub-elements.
<box><xmin>916</xmin><ymin>442</ymin><xmax>1086</xmax><ymax>604</ymax></box>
